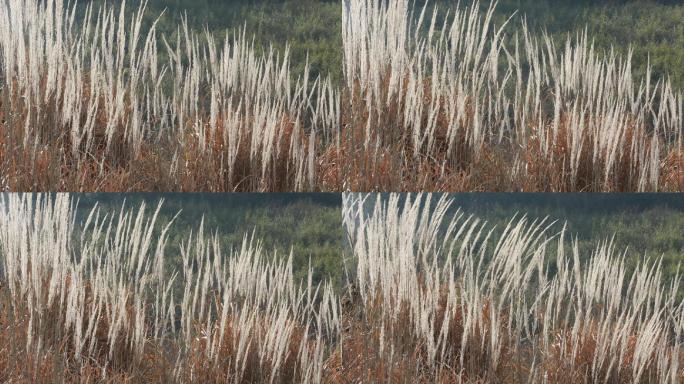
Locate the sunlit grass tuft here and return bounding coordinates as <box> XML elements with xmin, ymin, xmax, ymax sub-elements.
<box><xmin>0</xmin><ymin>193</ymin><xmax>681</xmax><ymax>382</ymax></box>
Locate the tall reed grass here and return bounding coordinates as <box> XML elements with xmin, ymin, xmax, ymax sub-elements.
<box><xmin>340</xmin><ymin>0</ymin><xmax>683</xmax><ymax>191</ymax></box>
<box><xmin>341</xmin><ymin>193</ymin><xmax>684</xmax><ymax>381</ymax></box>
<box><xmin>0</xmin><ymin>0</ymin><xmax>682</xmax><ymax>191</ymax></box>
<box><xmin>0</xmin><ymin>0</ymin><xmax>339</xmax><ymax>191</ymax></box>
<box><xmin>0</xmin><ymin>194</ymin><xmax>339</xmax><ymax>381</ymax></box>
<box><xmin>0</xmin><ymin>193</ymin><xmax>681</xmax><ymax>382</ymax></box>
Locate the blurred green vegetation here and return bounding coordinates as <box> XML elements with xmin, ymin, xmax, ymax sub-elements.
<box><xmin>81</xmin><ymin>0</ymin><xmax>342</xmax><ymax>84</ymax></box>
<box><xmin>393</xmin><ymin>193</ymin><xmax>684</xmax><ymax>287</ymax></box>
<box><xmin>483</xmin><ymin>0</ymin><xmax>684</xmax><ymax>90</ymax></box>
<box><xmin>74</xmin><ymin>193</ymin><xmax>350</xmax><ymax>285</ymax></box>
<box><xmin>47</xmin><ymin>0</ymin><xmax>684</xmax><ymax>290</ymax></box>
<box><xmin>71</xmin><ymin>193</ymin><xmax>684</xmax><ymax>292</ymax></box>
<box><xmin>75</xmin><ymin>0</ymin><xmax>684</xmax><ymax>88</ymax></box>
<box><xmin>193</xmin><ymin>0</ymin><xmax>684</xmax><ymax>87</ymax></box>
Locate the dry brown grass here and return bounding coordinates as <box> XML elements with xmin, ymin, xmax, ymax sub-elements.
<box><xmin>2</xmin><ymin>0</ymin><xmax>682</xmax><ymax>192</ymax></box>
<box><xmin>0</xmin><ymin>89</ymin><xmax>320</xmax><ymax>192</ymax></box>
<box><xmin>325</xmin><ymin>284</ymin><xmax>517</xmax><ymax>383</ymax></box>
<box><xmin>0</xmin><ymin>275</ymin><xmax>173</xmax><ymax>383</ymax></box>
<box><xmin>177</xmin><ymin>308</ymin><xmax>311</xmax><ymax>383</ymax></box>
<box><xmin>339</xmin><ymin>0</ymin><xmax>683</xmax><ymax>192</ymax></box>
<box><xmin>337</xmin><ymin>69</ymin><xmax>683</xmax><ymax>192</ymax></box>
<box><xmin>0</xmin><ymin>0</ymin><xmax>337</xmax><ymax>192</ymax></box>
<box><xmin>540</xmin><ymin>320</ymin><xmax>668</xmax><ymax>384</ymax></box>
<box><xmin>3</xmin><ymin>278</ymin><xmax>673</xmax><ymax>383</ymax></box>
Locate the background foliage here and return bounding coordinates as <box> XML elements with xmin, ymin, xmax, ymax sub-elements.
<box><xmin>444</xmin><ymin>193</ymin><xmax>684</xmax><ymax>280</ymax></box>
<box><xmin>64</xmin><ymin>0</ymin><xmax>684</xmax><ymax>282</ymax></box>
<box><xmin>76</xmin><ymin>0</ymin><xmax>684</xmax><ymax>88</ymax></box>
<box><xmin>364</xmin><ymin>193</ymin><xmax>684</xmax><ymax>289</ymax></box>
<box><xmin>74</xmin><ymin>194</ymin><xmax>350</xmax><ymax>285</ymax></box>
<box><xmin>67</xmin><ymin>193</ymin><xmax>684</xmax><ymax>291</ymax></box>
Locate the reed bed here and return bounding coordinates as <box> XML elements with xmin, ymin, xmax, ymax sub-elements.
<box><xmin>0</xmin><ymin>0</ymin><xmax>682</xmax><ymax>191</ymax></box>
<box><xmin>0</xmin><ymin>194</ymin><xmax>339</xmax><ymax>382</ymax></box>
<box><xmin>0</xmin><ymin>0</ymin><xmax>339</xmax><ymax>192</ymax></box>
<box><xmin>339</xmin><ymin>0</ymin><xmax>683</xmax><ymax>191</ymax></box>
<box><xmin>341</xmin><ymin>193</ymin><xmax>684</xmax><ymax>382</ymax></box>
<box><xmin>0</xmin><ymin>193</ymin><xmax>682</xmax><ymax>382</ymax></box>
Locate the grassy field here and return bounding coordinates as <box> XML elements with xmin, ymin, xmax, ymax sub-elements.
<box><xmin>340</xmin><ymin>0</ymin><xmax>682</xmax><ymax>191</ymax></box>
<box><xmin>62</xmin><ymin>192</ymin><xmax>684</xmax><ymax>288</ymax></box>
<box><xmin>79</xmin><ymin>0</ymin><xmax>684</xmax><ymax>91</ymax></box>
<box><xmin>73</xmin><ymin>193</ymin><xmax>348</xmax><ymax>284</ymax></box>
<box><xmin>349</xmin><ymin>193</ymin><xmax>684</xmax><ymax>290</ymax></box>
<box><xmin>1</xmin><ymin>193</ymin><xmax>684</xmax><ymax>382</ymax></box>
<box><xmin>0</xmin><ymin>0</ymin><xmax>681</xmax><ymax>192</ymax></box>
